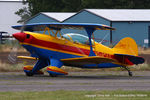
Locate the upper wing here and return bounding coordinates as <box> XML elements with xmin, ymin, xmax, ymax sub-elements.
<box><xmin>12</xmin><ymin>23</ymin><xmax>115</xmax><ymax>31</ymax></box>
<box><xmin>61</xmin><ymin>56</ymin><xmax>117</xmax><ymax>67</ymax></box>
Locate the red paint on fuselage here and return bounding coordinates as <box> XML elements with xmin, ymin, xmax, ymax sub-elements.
<box><xmin>13</xmin><ymin>32</ymin><xmax>115</xmax><ymax>59</ymax></box>
<box><xmin>24</xmin><ymin>35</ymin><xmax>90</xmax><ymax>56</ymax></box>
<box><xmin>13</xmin><ymin>32</ymin><xmax>26</xmax><ymax>42</ymax></box>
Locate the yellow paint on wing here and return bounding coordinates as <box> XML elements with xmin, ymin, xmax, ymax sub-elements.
<box><xmin>17</xmin><ymin>56</ymin><xmax>38</xmax><ymax>60</ymax></box>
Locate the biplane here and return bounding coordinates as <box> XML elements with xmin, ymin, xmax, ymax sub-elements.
<box><xmin>12</xmin><ymin>23</ymin><xmax>144</xmax><ymax>77</ymax></box>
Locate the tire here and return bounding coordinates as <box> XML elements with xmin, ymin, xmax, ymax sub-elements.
<box><xmin>49</xmin><ymin>73</ymin><xmax>57</xmax><ymax>77</ymax></box>
<box><xmin>25</xmin><ymin>71</ymin><xmax>34</xmax><ymax>76</ymax></box>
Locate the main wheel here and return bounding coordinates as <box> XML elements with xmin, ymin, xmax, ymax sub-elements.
<box><xmin>25</xmin><ymin>71</ymin><xmax>34</xmax><ymax>76</ymax></box>
<box><xmin>49</xmin><ymin>73</ymin><xmax>57</xmax><ymax>77</ymax></box>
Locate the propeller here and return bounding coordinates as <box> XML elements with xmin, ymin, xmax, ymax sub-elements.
<box><xmin>8</xmin><ymin>22</ymin><xmax>26</xmax><ymax>63</ymax></box>
<box><xmin>8</xmin><ymin>40</ymin><xmax>19</xmax><ymax>63</ymax></box>
<box><xmin>20</xmin><ymin>22</ymin><xmax>26</xmax><ymax>33</ymax></box>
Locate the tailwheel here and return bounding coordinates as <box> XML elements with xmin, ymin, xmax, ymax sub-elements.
<box><xmin>122</xmin><ymin>66</ymin><xmax>133</xmax><ymax>77</ymax></box>
<box><xmin>129</xmin><ymin>71</ymin><xmax>133</xmax><ymax>77</ymax></box>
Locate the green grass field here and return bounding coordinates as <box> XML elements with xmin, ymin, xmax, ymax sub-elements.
<box><xmin>0</xmin><ymin>90</ymin><xmax>150</xmax><ymax>100</ymax></box>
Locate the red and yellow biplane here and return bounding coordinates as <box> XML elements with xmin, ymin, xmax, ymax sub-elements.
<box><xmin>12</xmin><ymin>23</ymin><xmax>144</xmax><ymax>77</ymax></box>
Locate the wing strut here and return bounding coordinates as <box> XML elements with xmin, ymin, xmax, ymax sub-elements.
<box><xmin>85</xmin><ymin>27</ymin><xmax>96</xmax><ymax>56</ymax></box>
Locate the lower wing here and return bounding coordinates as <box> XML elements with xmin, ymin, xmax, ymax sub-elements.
<box><xmin>17</xmin><ymin>56</ymin><xmax>39</xmax><ymax>60</ymax></box>
<box><xmin>61</xmin><ymin>56</ymin><xmax>117</xmax><ymax>67</ymax></box>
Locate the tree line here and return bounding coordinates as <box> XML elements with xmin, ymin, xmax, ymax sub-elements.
<box><xmin>16</xmin><ymin>0</ymin><xmax>150</xmax><ymax>23</ymax></box>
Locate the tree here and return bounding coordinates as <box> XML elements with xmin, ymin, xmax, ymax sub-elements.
<box><xmin>62</xmin><ymin>0</ymin><xmax>82</xmax><ymax>12</ymax></box>
<box><xmin>15</xmin><ymin>0</ymin><xmax>30</xmax><ymax>23</ymax></box>
<box><xmin>15</xmin><ymin>7</ymin><xmax>31</xmax><ymax>23</ymax></box>
<box><xmin>15</xmin><ymin>0</ymin><xmax>150</xmax><ymax>23</ymax></box>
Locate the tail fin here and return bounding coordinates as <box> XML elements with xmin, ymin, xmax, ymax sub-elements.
<box><xmin>113</xmin><ymin>37</ymin><xmax>138</xmax><ymax>56</ymax></box>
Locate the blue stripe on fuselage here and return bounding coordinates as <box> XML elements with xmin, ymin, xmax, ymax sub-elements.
<box><xmin>22</xmin><ymin>44</ymin><xmax>81</xmax><ymax>59</ymax></box>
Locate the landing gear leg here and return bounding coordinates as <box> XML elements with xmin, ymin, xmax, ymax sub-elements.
<box><xmin>24</xmin><ymin>59</ymin><xmax>49</xmax><ymax>77</ymax></box>
<box><xmin>122</xmin><ymin>66</ymin><xmax>133</xmax><ymax>77</ymax></box>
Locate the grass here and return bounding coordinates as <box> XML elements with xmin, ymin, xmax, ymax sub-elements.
<box><xmin>62</xmin><ymin>63</ymin><xmax>150</xmax><ymax>72</ymax></box>
<box><xmin>138</xmin><ymin>47</ymin><xmax>150</xmax><ymax>54</ymax></box>
<box><xmin>0</xmin><ymin>60</ymin><xmax>150</xmax><ymax>72</ymax></box>
<box><xmin>0</xmin><ymin>60</ymin><xmax>24</xmax><ymax>72</ymax></box>
<box><xmin>0</xmin><ymin>40</ymin><xmax>26</xmax><ymax>52</ymax></box>
<box><xmin>0</xmin><ymin>90</ymin><xmax>150</xmax><ymax>100</ymax></box>
<box><xmin>130</xmin><ymin>63</ymin><xmax>150</xmax><ymax>71</ymax></box>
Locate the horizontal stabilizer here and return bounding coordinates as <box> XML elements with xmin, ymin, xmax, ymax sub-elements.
<box><xmin>115</xmin><ymin>54</ymin><xmax>145</xmax><ymax>65</ymax></box>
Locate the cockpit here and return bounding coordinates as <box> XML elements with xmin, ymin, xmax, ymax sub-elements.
<box><xmin>33</xmin><ymin>27</ymin><xmax>95</xmax><ymax>45</ymax></box>
<box><xmin>62</xmin><ymin>33</ymin><xmax>94</xmax><ymax>45</ymax></box>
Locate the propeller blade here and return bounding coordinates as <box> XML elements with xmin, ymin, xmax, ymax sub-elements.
<box><xmin>8</xmin><ymin>21</ymin><xmax>26</xmax><ymax>63</ymax></box>
<box><xmin>8</xmin><ymin>40</ymin><xmax>19</xmax><ymax>63</ymax></box>
<box><xmin>21</xmin><ymin>22</ymin><xmax>26</xmax><ymax>33</ymax></box>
